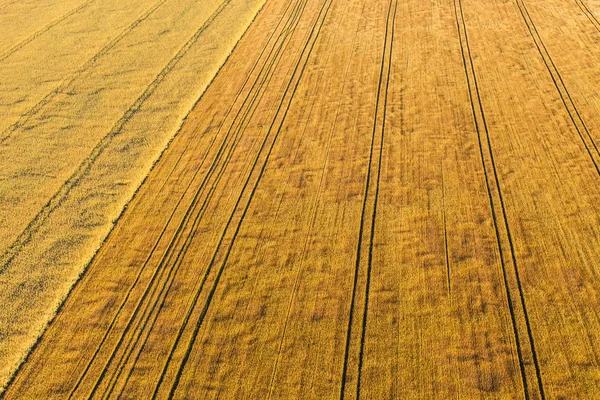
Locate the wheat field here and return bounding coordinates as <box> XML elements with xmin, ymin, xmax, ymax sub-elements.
<box><xmin>0</xmin><ymin>0</ymin><xmax>266</xmax><ymax>391</ymax></box>
<box><xmin>3</xmin><ymin>0</ymin><xmax>600</xmax><ymax>397</ymax></box>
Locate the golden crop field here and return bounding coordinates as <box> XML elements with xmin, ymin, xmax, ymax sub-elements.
<box><xmin>3</xmin><ymin>0</ymin><xmax>600</xmax><ymax>397</ymax></box>
<box><xmin>0</xmin><ymin>0</ymin><xmax>266</xmax><ymax>392</ymax></box>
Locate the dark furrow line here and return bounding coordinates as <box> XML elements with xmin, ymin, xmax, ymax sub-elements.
<box><xmin>63</xmin><ymin>0</ymin><xmax>254</xmax><ymax>394</ymax></box>
<box><xmin>338</xmin><ymin>0</ymin><xmax>394</xmax><ymax>397</ymax></box>
<box><xmin>0</xmin><ymin>0</ymin><xmax>170</xmax><ymax>145</ymax></box>
<box><xmin>515</xmin><ymin>0</ymin><xmax>600</xmax><ymax>177</ymax></box>
<box><xmin>511</xmin><ymin>0</ymin><xmax>600</xmax><ymax>395</ymax></box>
<box><xmin>455</xmin><ymin>0</ymin><xmax>545</xmax><ymax>398</ymax></box>
<box><xmin>83</xmin><ymin>74</ymin><xmax>258</xmax><ymax>399</ymax></box>
<box><xmin>0</xmin><ymin>0</ymin><xmax>95</xmax><ymax>63</ymax></box>
<box><xmin>0</xmin><ymin>0</ymin><xmax>235</xmax><ymax>274</ymax></box>
<box><xmin>93</xmin><ymin>108</ymin><xmax>225</xmax><ymax>399</ymax></box>
<box><xmin>574</xmin><ymin>0</ymin><xmax>600</xmax><ymax>32</ymax></box>
<box><xmin>80</xmin><ymin>0</ymin><xmax>306</xmax><ymax>396</ymax></box>
<box><xmin>68</xmin><ymin>115</ymin><xmax>220</xmax><ymax>398</ymax></box>
<box><xmin>97</xmin><ymin>119</ymin><xmax>255</xmax><ymax>398</ymax></box>
<box><xmin>441</xmin><ymin>162</ymin><xmax>451</xmax><ymax>297</ymax></box>
<box><xmin>266</xmin><ymin>1</ymin><xmax>365</xmax><ymax>394</ymax></box>
<box><xmin>104</xmin><ymin>0</ymin><xmax>313</xmax><ymax>395</ymax></box>
<box><xmin>161</xmin><ymin>0</ymin><xmax>334</xmax><ymax>396</ymax></box>
<box><xmin>70</xmin><ymin>88</ymin><xmax>233</xmax><ymax>400</ymax></box>
<box><xmin>356</xmin><ymin>0</ymin><xmax>396</xmax><ymax>397</ymax></box>
<box><xmin>453</xmin><ymin>0</ymin><xmax>530</xmax><ymax>397</ymax></box>
<box><xmin>4</xmin><ymin>0</ymin><xmax>275</xmax><ymax>393</ymax></box>
<box><xmin>69</xmin><ymin>128</ymin><xmax>193</xmax><ymax>398</ymax></box>
<box><xmin>103</xmin><ymin>38</ymin><xmax>294</xmax><ymax>395</ymax></box>
<box><xmin>66</xmin><ymin>141</ymin><xmax>203</xmax><ymax>399</ymax></box>
<box><xmin>70</xmin><ymin>54</ymin><xmax>205</xmax><ymax>399</ymax></box>
<box><xmin>93</xmin><ymin>0</ymin><xmax>307</xmax><ymax>394</ymax></box>
<box><xmin>107</xmin><ymin>136</ymin><xmax>250</xmax><ymax>396</ymax></box>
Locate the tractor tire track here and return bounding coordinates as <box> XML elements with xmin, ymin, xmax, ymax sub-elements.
<box><xmin>67</xmin><ymin>0</ymin><xmax>310</xmax><ymax>395</ymax></box>
<box><xmin>356</xmin><ymin>0</ymin><xmax>396</xmax><ymax>396</ymax></box>
<box><xmin>265</xmin><ymin>0</ymin><xmax>366</xmax><ymax>394</ymax></box>
<box><xmin>101</xmin><ymin>0</ymin><xmax>311</xmax><ymax>393</ymax></box>
<box><xmin>339</xmin><ymin>0</ymin><xmax>395</xmax><ymax>397</ymax></box>
<box><xmin>149</xmin><ymin>1</ymin><xmax>327</xmax><ymax>394</ymax></box>
<box><xmin>0</xmin><ymin>0</ymin><xmax>95</xmax><ymax>63</ymax></box>
<box><xmin>141</xmin><ymin>1</ymin><xmax>328</xmax><ymax>392</ymax></box>
<box><xmin>68</xmin><ymin>0</ymin><xmax>300</xmax><ymax>394</ymax></box>
<box><xmin>574</xmin><ymin>0</ymin><xmax>600</xmax><ymax>33</ymax></box>
<box><xmin>0</xmin><ymin>0</ymin><xmax>236</xmax><ymax>274</ymax></box>
<box><xmin>515</xmin><ymin>0</ymin><xmax>600</xmax><ymax>177</ymax></box>
<box><xmin>99</xmin><ymin>17</ymin><xmax>305</xmax><ymax>392</ymax></box>
<box><xmin>454</xmin><ymin>0</ymin><xmax>545</xmax><ymax>398</ymax></box>
<box><xmin>152</xmin><ymin>0</ymin><xmax>335</xmax><ymax>396</ymax></box>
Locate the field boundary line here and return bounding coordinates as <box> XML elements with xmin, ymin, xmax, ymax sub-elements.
<box><xmin>68</xmin><ymin>0</ymin><xmax>310</xmax><ymax>393</ymax></box>
<box><xmin>1</xmin><ymin>0</ymin><xmax>271</xmax><ymax>394</ymax></box>
<box><xmin>61</xmin><ymin>0</ymin><xmax>283</xmax><ymax>395</ymax></box>
<box><xmin>67</xmin><ymin>0</ymin><xmax>290</xmax><ymax>393</ymax></box>
<box><xmin>100</xmin><ymin>0</ymin><xmax>313</xmax><ymax>395</ymax></box>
